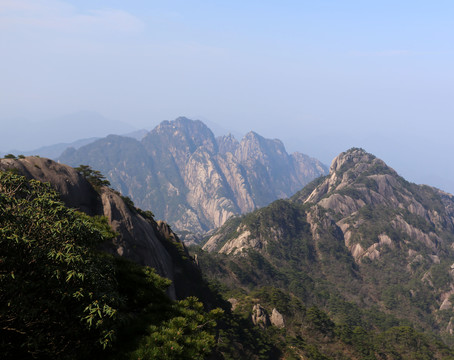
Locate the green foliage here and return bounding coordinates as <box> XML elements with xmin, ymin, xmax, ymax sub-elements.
<box><xmin>431</xmin><ymin>262</ymin><xmax>451</xmax><ymax>290</ymax></box>
<box><xmin>402</xmin><ymin>210</ymin><xmax>436</xmax><ymax>234</ymax></box>
<box><xmin>105</xmin><ymin>257</ymin><xmax>225</xmax><ymax>360</ymax></box>
<box><xmin>130</xmin><ymin>297</ymin><xmax>222</xmax><ymax>360</ymax></box>
<box><xmin>306</xmin><ymin>306</ymin><xmax>335</xmax><ymax>335</ymax></box>
<box><xmin>120</xmin><ymin>194</ymin><xmax>136</xmax><ymax>211</ymax></box>
<box><xmin>137</xmin><ymin>208</ymin><xmax>155</xmax><ymax>221</ymax></box>
<box><xmin>0</xmin><ymin>171</ymin><xmax>223</xmax><ymax>359</ymax></box>
<box><xmin>291</xmin><ymin>174</ymin><xmax>328</xmax><ymax>203</ymax></box>
<box><xmin>75</xmin><ymin>164</ymin><xmax>111</xmax><ymax>190</ymax></box>
<box><xmin>3</xmin><ymin>154</ymin><xmax>17</xmax><ymax>159</ymax></box>
<box><xmin>351</xmin><ymin>205</ymin><xmax>402</xmax><ymax>248</ymax></box>
<box><xmin>0</xmin><ymin>171</ymin><xmax>119</xmax><ymax>359</ymax></box>
<box><xmin>337</xmin><ymin>187</ymin><xmax>363</xmax><ymax>200</ymax></box>
<box><xmin>192</xmin><ymin>145</ymin><xmax>454</xmax><ymax>358</ymax></box>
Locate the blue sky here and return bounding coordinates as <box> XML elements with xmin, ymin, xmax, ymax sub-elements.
<box><xmin>1</xmin><ymin>0</ymin><xmax>453</xmax><ymax>192</ymax></box>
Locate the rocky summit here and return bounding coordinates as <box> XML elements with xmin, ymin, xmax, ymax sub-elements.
<box><xmin>59</xmin><ymin>117</ymin><xmax>327</xmax><ymax>241</ymax></box>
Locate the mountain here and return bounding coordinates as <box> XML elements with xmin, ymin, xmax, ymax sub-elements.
<box><xmin>0</xmin><ymin>156</ymin><xmax>243</xmax><ymax>359</ymax></box>
<box><xmin>0</xmin><ymin>111</ymin><xmax>136</xmax><ymax>152</ymax></box>
<box><xmin>2</xmin><ymin>129</ymin><xmax>149</xmax><ymax>161</ymax></box>
<box><xmin>0</xmin><ymin>156</ymin><xmax>208</xmax><ymax>301</ymax></box>
<box><xmin>121</xmin><ymin>128</ymin><xmax>149</xmax><ymax>141</ymax></box>
<box><xmin>197</xmin><ymin>148</ymin><xmax>454</xmax><ymax>358</ymax></box>
<box><xmin>0</xmin><ymin>156</ymin><xmax>299</xmax><ymax>359</ymax></box>
<box><xmin>4</xmin><ymin>151</ymin><xmax>454</xmax><ymax>359</ymax></box>
<box><xmin>5</xmin><ymin>137</ymin><xmax>100</xmax><ymax>159</ymax></box>
<box><xmin>59</xmin><ymin>117</ymin><xmax>327</xmax><ymax>241</ymax></box>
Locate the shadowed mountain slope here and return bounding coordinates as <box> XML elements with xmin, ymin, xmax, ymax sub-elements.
<box><xmin>0</xmin><ymin>156</ymin><xmax>208</xmax><ymax>300</ymax></box>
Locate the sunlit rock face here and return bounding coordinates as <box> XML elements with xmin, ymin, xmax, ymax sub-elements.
<box><xmin>59</xmin><ymin>117</ymin><xmax>327</xmax><ymax>241</ymax></box>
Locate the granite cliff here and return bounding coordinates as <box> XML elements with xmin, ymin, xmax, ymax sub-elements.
<box><xmin>59</xmin><ymin>117</ymin><xmax>327</xmax><ymax>241</ymax></box>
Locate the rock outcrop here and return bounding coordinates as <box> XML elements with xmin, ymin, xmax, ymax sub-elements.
<box><xmin>0</xmin><ymin>156</ymin><xmax>204</xmax><ymax>300</ymax></box>
<box><xmin>59</xmin><ymin>117</ymin><xmax>327</xmax><ymax>241</ymax></box>
<box><xmin>251</xmin><ymin>304</ymin><xmax>270</xmax><ymax>329</ymax></box>
<box><xmin>270</xmin><ymin>308</ymin><xmax>285</xmax><ymax>328</ymax></box>
<box><xmin>0</xmin><ymin>156</ymin><xmax>99</xmax><ymax>215</ymax></box>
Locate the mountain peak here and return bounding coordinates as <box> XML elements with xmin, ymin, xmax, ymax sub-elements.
<box><xmin>244</xmin><ymin>130</ymin><xmax>261</xmax><ymax>139</ymax></box>
<box><xmin>155</xmin><ymin>117</ymin><xmax>212</xmax><ymax>134</ymax></box>
<box><xmin>217</xmin><ymin>133</ymin><xmax>240</xmax><ymax>154</ymax></box>
<box><xmin>331</xmin><ymin>147</ymin><xmax>374</xmax><ymax>172</ymax></box>
<box><xmin>59</xmin><ymin>117</ymin><xmax>327</xmax><ymax>237</ymax></box>
<box><xmin>174</xmin><ymin>116</ymin><xmax>205</xmax><ymax>128</ymax></box>
<box><xmin>328</xmin><ymin>147</ymin><xmax>396</xmax><ymax>180</ymax></box>
<box><xmin>300</xmin><ymin>148</ymin><xmax>398</xmax><ymax>206</ymax></box>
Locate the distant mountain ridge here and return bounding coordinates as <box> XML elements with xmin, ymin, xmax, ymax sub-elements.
<box><xmin>6</xmin><ymin>137</ymin><xmax>101</xmax><ymax>159</ymax></box>
<box><xmin>1</xmin><ymin>125</ymin><xmax>149</xmax><ymax>160</ymax></box>
<box><xmin>59</xmin><ymin>117</ymin><xmax>327</xmax><ymax>240</ymax></box>
<box><xmin>11</xmin><ymin>130</ymin><xmax>148</xmax><ymax>160</ymax></box>
<box><xmin>0</xmin><ymin>111</ymin><xmax>136</xmax><ymax>152</ymax></box>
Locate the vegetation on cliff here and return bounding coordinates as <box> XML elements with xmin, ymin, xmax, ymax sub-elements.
<box><xmin>195</xmin><ymin>148</ymin><xmax>454</xmax><ymax>359</ymax></box>
<box><xmin>0</xmin><ymin>171</ymin><xmax>222</xmax><ymax>359</ymax></box>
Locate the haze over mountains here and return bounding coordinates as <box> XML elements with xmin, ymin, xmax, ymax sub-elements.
<box><xmin>2</xmin><ymin>1</ymin><xmax>453</xmax><ymax>357</ymax></box>
<box><xmin>0</xmin><ymin>111</ymin><xmax>136</xmax><ymax>153</ymax></box>
<box><xmin>59</xmin><ymin>117</ymin><xmax>327</xmax><ymax>241</ymax></box>
<box><xmin>2</xmin><ymin>109</ymin><xmax>453</xmax><ymax>195</ymax></box>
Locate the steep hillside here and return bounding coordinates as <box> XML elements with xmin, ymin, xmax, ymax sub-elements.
<box><xmin>0</xmin><ymin>165</ymin><xmax>230</xmax><ymax>360</ymax></box>
<box><xmin>198</xmin><ymin>148</ymin><xmax>454</xmax><ymax>357</ymax></box>
<box><xmin>59</xmin><ymin>117</ymin><xmax>327</xmax><ymax>241</ymax></box>
<box><xmin>0</xmin><ymin>156</ymin><xmax>207</xmax><ymax>300</ymax></box>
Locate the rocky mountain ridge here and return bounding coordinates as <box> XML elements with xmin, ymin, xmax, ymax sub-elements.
<box><xmin>200</xmin><ymin>148</ymin><xmax>454</xmax><ymax>345</ymax></box>
<box><xmin>59</xmin><ymin>117</ymin><xmax>327</xmax><ymax>241</ymax></box>
<box><xmin>297</xmin><ymin>148</ymin><xmax>454</xmax><ymax>263</ymax></box>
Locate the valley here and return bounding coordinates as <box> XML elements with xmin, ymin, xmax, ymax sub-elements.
<box><xmin>3</xmin><ymin>2</ymin><xmax>453</xmax><ymax>358</ymax></box>
<box><xmin>2</xmin><ymin>142</ymin><xmax>454</xmax><ymax>359</ymax></box>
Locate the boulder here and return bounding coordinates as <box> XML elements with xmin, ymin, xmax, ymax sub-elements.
<box><xmin>270</xmin><ymin>308</ymin><xmax>285</xmax><ymax>328</ymax></box>
<box><xmin>251</xmin><ymin>304</ymin><xmax>270</xmax><ymax>329</ymax></box>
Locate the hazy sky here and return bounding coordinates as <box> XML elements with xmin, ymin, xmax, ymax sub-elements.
<box><xmin>1</xmin><ymin>1</ymin><xmax>453</xmax><ymax>192</ymax></box>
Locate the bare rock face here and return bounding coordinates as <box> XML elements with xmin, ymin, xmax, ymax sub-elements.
<box><xmin>0</xmin><ymin>157</ymin><xmax>99</xmax><ymax>215</ymax></box>
<box><xmin>270</xmin><ymin>308</ymin><xmax>285</xmax><ymax>328</ymax></box>
<box><xmin>99</xmin><ymin>189</ymin><xmax>177</xmax><ymax>298</ymax></box>
<box><xmin>293</xmin><ymin>148</ymin><xmax>454</xmax><ymax>264</ymax></box>
<box><xmin>218</xmin><ymin>229</ymin><xmax>256</xmax><ymax>255</ymax></box>
<box><xmin>59</xmin><ymin>117</ymin><xmax>327</xmax><ymax>241</ymax></box>
<box><xmin>447</xmin><ymin>318</ymin><xmax>454</xmax><ymax>335</ymax></box>
<box><xmin>227</xmin><ymin>298</ymin><xmax>239</xmax><ymax>311</ymax></box>
<box><xmin>251</xmin><ymin>304</ymin><xmax>270</xmax><ymax>329</ymax></box>
<box><xmin>217</xmin><ymin>133</ymin><xmax>239</xmax><ymax>155</ymax></box>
